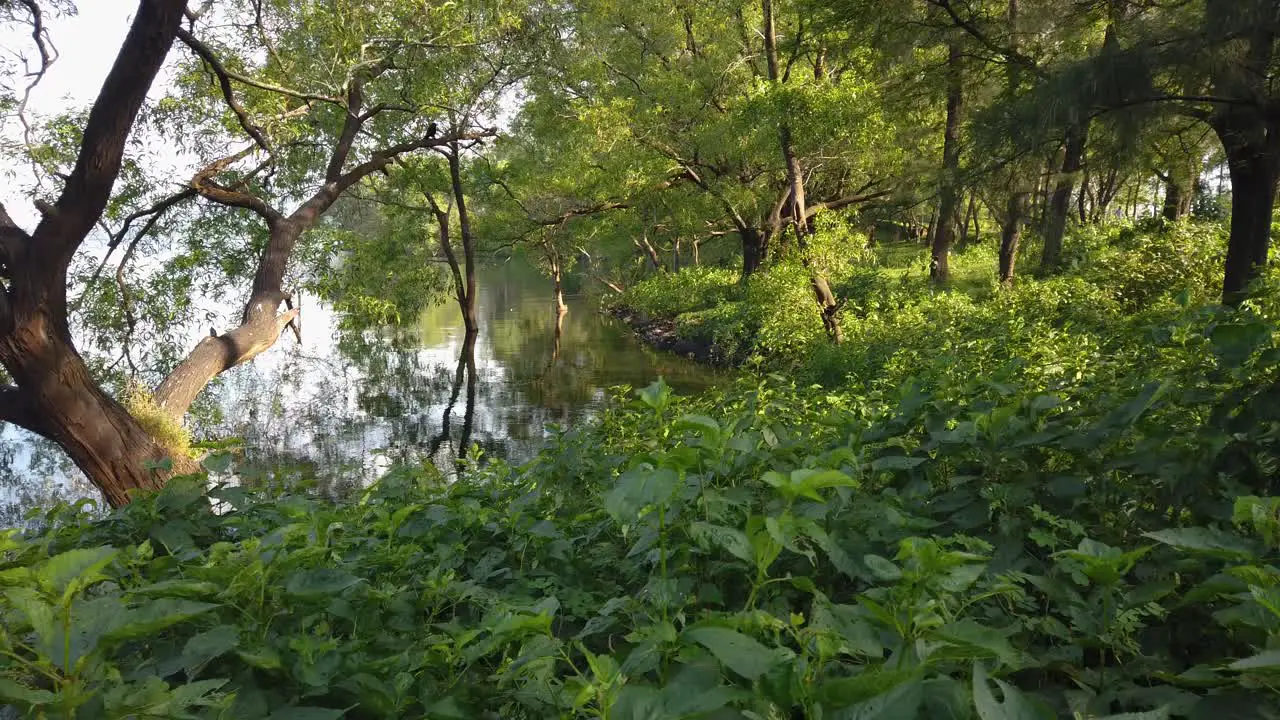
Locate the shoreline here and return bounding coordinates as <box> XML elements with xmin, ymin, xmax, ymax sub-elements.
<box><xmin>605</xmin><ymin>306</ymin><xmax>727</xmax><ymax>367</ymax></box>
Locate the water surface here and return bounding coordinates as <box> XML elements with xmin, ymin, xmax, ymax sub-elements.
<box><xmin>0</xmin><ymin>261</ymin><xmax>717</xmax><ymax>515</ymax></box>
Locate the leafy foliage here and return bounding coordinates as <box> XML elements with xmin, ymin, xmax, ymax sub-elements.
<box><xmin>6</xmin><ymin>230</ymin><xmax>1280</xmax><ymax>715</ymax></box>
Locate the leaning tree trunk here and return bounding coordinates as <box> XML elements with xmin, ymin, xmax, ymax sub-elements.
<box><xmin>1215</xmin><ymin>113</ymin><xmax>1280</xmax><ymax>304</ymax></box>
<box><xmin>931</xmin><ymin>39</ymin><xmax>964</xmax><ymax>283</ymax></box>
<box><xmin>447</xmin><ymin>146</ymin><xmax>479</xmax><ymax>334</ymax></box>
<box><xmin>0</xmin><ymin>316</ymin><xmax>193</xmax><ymax>507</ymax></box>
<box><xmin>1041</xmin><ymin>122</ymin><xmax>1088</xmax><ymax>272</ymax></box>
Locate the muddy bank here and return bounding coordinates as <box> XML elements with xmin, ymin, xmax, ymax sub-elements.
<box><xmin>606</xmin><ymin>307</ymin><xmax>727</xmax><ymax>367</ymax></box>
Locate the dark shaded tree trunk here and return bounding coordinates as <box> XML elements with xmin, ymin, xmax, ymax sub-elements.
<box><xmin>999</xmin><ymin>192</ymin><xmax>1026</xmax><ymax>284</ymax></box>
<box><xmin>741</xmin><ymin>227</ymin><xmax>765</xmax><ymax>275</ymax></box>
<box><xmin>931</xmin><ymin>39</ymin><xmax>964</xmax><ymax>283</ymax></box>
<box><xmin>1041</xmin><ymin>122</ymin><xmax>1088</xmax><ymax>271</ymax></box>
<box><xmin>0</xmin><ymin>0</ymin><xmax>191</xmax><ymax>506</ymax></box>
<box><xmin>1215</xmin><ymin>113</ymin><xmax>1280</xmax><ymax>304</ymax></box>
<box><xmin>447</xmin><ymin>145</ymin><xmax>479</xmax><ymax>333</ymax></box>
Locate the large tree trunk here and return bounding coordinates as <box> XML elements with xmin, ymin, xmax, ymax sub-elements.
<box><xmin>0</xmin><ymin>318</ymin><xmax>191</xmax><ymax>507</ymax></box>
<box><xmin>0</xmin><ymin>0</ymin><xmax>190</xmax><ymax>506</ymax></box>
<box><xmin>1216</xmin><ymin>113</ymin><xmax>1280</xmax><ymax>304</ymax></box>
<box><xmin>1162</xmin><ymin>158</ymin><xmax>1198</xmax><ymax>221</ymax></box>
<box><xmin>931</xmin><ymin>39</ymin><xmax>964</xmax><ymax>283</ymax></box>
<box><xmin>1041</xmin><ymin>122</ymin><xmax>1088</xmax><ymax>271</ymax></box>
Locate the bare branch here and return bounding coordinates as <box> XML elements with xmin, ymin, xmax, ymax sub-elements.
<box><xmin>189</xmin><ymin>146</ymin><xmax>284</xmax><ymax>226</ymax></box>
<box><xmin>14</xmin><ymin>0</ymin><xmax>58</xmax><ymax>189</ymax></box>
<box><xmin>175</xmin><ymin>29</ymin><xmax>342</xmax><ymax>105</ymax></box>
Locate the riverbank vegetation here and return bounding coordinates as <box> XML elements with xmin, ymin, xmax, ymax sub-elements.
<box><xmin>7</xmin><ymin>230</ymin><xmax>1280</xmax><ymax>716</ymax></box>
<box><xmin>3</xmin><ymin>0</ymin><xmax>1280</xmax><ymax>717</ymax></box>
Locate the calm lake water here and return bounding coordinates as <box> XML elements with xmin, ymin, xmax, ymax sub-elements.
<box><xmin>0</xmin><ymin>261</ymin><xmax>718</xmax><ymax>518</ymax></box>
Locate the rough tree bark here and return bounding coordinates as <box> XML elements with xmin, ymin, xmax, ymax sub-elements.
<box><xmin>999</xmin><ymin>192</ymin><xmax>1026</xmax><ymax>284</ymax></box>
<box><xmin>0</xmin><ymin>0</ymin><xmax>189</xmax><ymax>507</ymax></box>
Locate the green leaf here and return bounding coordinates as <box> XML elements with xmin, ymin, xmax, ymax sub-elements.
<box><xmin>686</xmin><ymin>626</ymin><xmax>783</xmax><ymax>681</ymax></box>
<box><xmin>863</xmin><ymin>554</ymin><xmax>903</xmax><ymax>582</ymax></box>
<box><xmin>1229</xmin><ymin>651</ymin><xmax>1280</xmax><ymax>670</ymax></box>
<box><xmin>932</xmin><ymin>620</ymin><xmax>1023</xmax><ymax>667</ymax></box>
<box><xmin>610</xmin><ymin>685</ymin><xmax>664</xmax><ymax>720</ymax></box>
<box><xmin>675</xmin><ymin>414</ymin><xmax>721</xmax><ymax>444</ymax></box>
<box><xmin>39</xmin><ymin>546</ymin><xmax>117</xmax><ymax>599</ymax></box>
<box><xmin>0</xmin><ymin>677</ymin><xmax>57</xmax><ymax>706</ymax></box>
<box><xmin>869</xmin><ymin>456</ymin><xmax>926</xmax><ymax>473</ymax></box>
<box><xmin>106</xmin><ymin>599</ymin><xmax>218</xmax><ymax>642</ymax></box>
<box><xmin>183</xmin><ymin>624</ymin><xmax>241</xmax><ymax>673</ymax></box>
<box><xmin>689</xmin><ymin>522</ymin><xmax>752</xmax><ymax>563</ymax></box>
<box><xmin>1092</xmin><ymin>709</ymin><xmax>1171</xmax><ymax>720</ymax></box>
<box><xmin>605</xmin><ymin>467</ymin><xmax>679</xmax><ymax>522</ymax></box>
<box><xmin>972</xmin><ymin>664</ymin><xmax>1052</xmax><ymax>720</ymax></box>
<box><xmin>831</xmin><ymin>679</ymin><xmax>923</xmax><ymax>719</ymax></box>
<box><xmin>1142</xmin><ymin>528</ymin><xmax>1257</xmax><ymax>559</ymax></box>
<box><xmin>285</xmin><ymin>569</ymin><xmax>363</xmax><ymax>598</ymax></box>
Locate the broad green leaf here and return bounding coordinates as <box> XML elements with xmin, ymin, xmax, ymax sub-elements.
<box><xmin>972</xmin><ymin>663</ymin><xmax>1053</xmax><ymax>720</ymax></box>
<box><xmin>106</xmin><ymin>599</ymin><xmax>218</xmax><ymax>642</ymax></box>
<box><xmin>932</xmin><ymin>620</ymin><xmax>1023</xmax><ymax>667</ymax></box>
<box><xmin>39</xmin><ymin>546</ymin><xmax>117</xmax><ymax>599</ymax></box>
<box><xmin>285</xmin><ymin>568</ymin><xmax>363</xmax><ymax>598</ymax></box>
<box><xmin>605</xmin><ymin>467</ymin><xmax>679</xmax><ymax>522</ymax></box>
<box><xmin>689</xmin><ymin>522</ymin><xmax>752</xmax><ymax>563</ymax></box>
<box><xmin>265</xmin><ymin>707</ymin><xmax>346</xmax><ymax>720</ymax></box>
<box><xmin>831</xmin><ymin>678</ymin><xmax>924</xmax><ymax>719</ymax></box>
<box><xmin>676</xmin><ymin>414</ymin><xmax>721</xmax><ymax>444</ymax></box>
<box><xmin>863</xmin><ymin>554</ymin><xmax>903</xmax><ymax>582</ymax></box>
<box><xmin>869</xmin><ymin>456</ymin><xmax>926</xmax><ymax>473</ymax></box>
<box><xmin>1229</xmin><ymin>651</ymin><xmax>1280</xmax><ymax>670</ymax></box>
<box><xmin>1093</xmin><ymin>709</ymin><xmax>1171</xmax><ymax>720</ymax></box>
<box><xmin>686</xmin><ymin>626</ymin><xmax>783</xmax><ymax>681</ymax></box>
<box><xmin>183</xmin><ymin>624</ymin><xmax>241</xmax><ymax>673</ymax></box>
<box><xmin>0</xmin><ymin>677</ymin><xmax>56</xmax><ymax>706</ymax></box>
<box><xmin>1142</xmin><ymin>528</ymin><xmax>1257</xmax><ymax>559</ymax></box>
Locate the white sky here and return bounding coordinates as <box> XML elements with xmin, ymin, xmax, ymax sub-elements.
<box><xmin>1</xmin><ymin>0</ymin><xmax>161</xmax><ymax>228</ymax></box>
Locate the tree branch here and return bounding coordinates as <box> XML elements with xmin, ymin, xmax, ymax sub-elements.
<box><xmin>175</xmin><ymin>28</ymin><xmax>342</xmax><ymax>105</ymax></box>
<box><xmin>189</xmin><ymin>146</ymin><xmax>283</xmax><ymax>226</ymax></box>
<box><xmin>176</xmin><ymin>27</ymin><xmax>273</xmax><ymax>154</ymax></box>
<box><xmin>28</xmin><ymin>0</ymin><xmax>188</xmax><ymax>275</ymax></box>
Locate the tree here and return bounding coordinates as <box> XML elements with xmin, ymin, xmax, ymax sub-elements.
<box><xmin>0</xmin><ymin>0</ymin><xmax>507</xmax><ymax>504</ymax></box>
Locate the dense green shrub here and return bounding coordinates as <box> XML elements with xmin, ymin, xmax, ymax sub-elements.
<box><xmin>615</xmin><ymin>267</ymin><xmax>740</xmax><ymax>318</ymax></box>
<box><xmin>6</xmin><ymin>294</ymin><xmax>1280</xmax><ymax>718</ymax></box>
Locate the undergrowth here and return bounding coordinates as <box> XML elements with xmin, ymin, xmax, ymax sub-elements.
<box><xmin>3</xmin><ymin>220</ymin><xmax>1280</xmax><ymax>718</ymax></box>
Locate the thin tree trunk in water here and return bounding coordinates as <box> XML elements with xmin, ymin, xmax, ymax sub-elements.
<box><xmin>1216</xmin><ymin>113</ymin><xmax>1280</xmax><ymax>304</ymax></box>
<box><xmin>999</xmin><ymin>192</ymin><xmax>1026</xmax><ymax>284</ymax></box>
<box><xmin>931</xmin><ymin>38</ymin><xmax>963</xmax><ymax>283</ymax></box>
<box><xmin>1042</xmin><ymin>122</ymin><xmax>1087</xmax><ymax>272</ymax></box>
<box><xmin>447</xmin><ymin>146</ymin><xmax>479</xmax><ymax>333</ymax></box>
<box><xmin>762</xmin><ymin>0</ymin><xmax>842</xmax><ymax>343</ymax></box>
